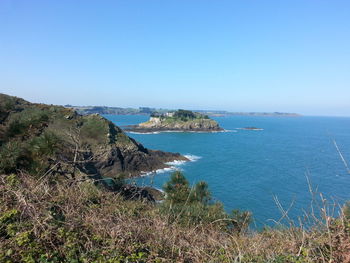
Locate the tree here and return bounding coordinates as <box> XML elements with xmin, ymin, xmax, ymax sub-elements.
<box><xmin>231</xmin><ymin>209</ymin><xmax>252</xmax><ymax>233</ymax></box>
<box><xmin>174</xmin><ymin>110</ymin><xmax>196</xmax><ymax>120</ymax></box>
<box><xmin>163</xmin><ymin>171</ymin><xmax>191</xmax><ymax>204</ymax></box>
<box><xmin>162</xmin><ymin>172</ymin><xmax>252</xmax><ymax>230</ymax></box>
<box><xmin>193</xmin><ymin>181</ymin><xmax>211</xmax><ymax>204</ymax></box>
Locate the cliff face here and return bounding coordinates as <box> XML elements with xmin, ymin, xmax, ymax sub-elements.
<box><xmin>0</xmin><ymin>94</ymin><xmax>187</xmax><ymax>180</ymax></box>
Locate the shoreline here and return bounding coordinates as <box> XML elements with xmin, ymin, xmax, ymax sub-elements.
<box><xmin>123</xmin><ymin>125</ymin><xmax>225</xmax><ymax>134</ymax></box>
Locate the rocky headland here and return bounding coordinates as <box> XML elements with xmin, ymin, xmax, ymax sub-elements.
<box><xmin>125</xmin><ymin>109</ymin><xmax>224</xmax><ymax>133</ymax></box>
<box><xmin>0</xmin><ymin>94</ymin><xmax>188</xmax><ymax>182</ymax></box>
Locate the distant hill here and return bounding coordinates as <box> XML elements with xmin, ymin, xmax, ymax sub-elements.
<box><xmin>68</xmin><ymin>105</ymin><xmax>170</xmax><ymax>115</ymax></box>
<box><xmin>68</xmin><ymin>105</ymin><xmax>301</xmax><ymax>117</ymax></box>
<box><xmin>195</xmin><ymin>110</ymin><xmax>301</xmax><ymax>117</ymax></box>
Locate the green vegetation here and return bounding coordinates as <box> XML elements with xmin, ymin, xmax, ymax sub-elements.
<box><xmin>80</xmin><ymin>115</ymin><xmax>109</xmax><ymax>144</ymax></box>
<box><xmin>0</xmin><ymin>94</ymin><xmax>348</xmax><ymax>262</ymax></box>
<box><xmin>6</xmin><ymin>108</ymin><xmax>49</xmax><ymax>138</ymax></box>
<box><xmin>134</xmin><ymin>109</ymin><xmax>223</xmax><ymax>132</ymax></box>
<box><xmin>160</xmin><ymin>171</ymin><xmax>251</xmax><ymax>231</ymax></box>
<box><xmin>1</xmin><ymin>171</ymin><xmax>349</xmax><ymax>262</ymax></box>
<box><xmin>173</xmin><ymin>109</ymin><xmax>197</xmax><ymax>120</ymax></box>
<box><xmin>154</xmin><ymin>109</ymin><xmax>209</xmax><ymax>122</ymax></box>
<box><xmin>0</xmin><ymin>101</ymin><xmax>67</xmax><ymax>175</ymax></box>
<box><xmin>0</xmin><ymin>93</ymin><xmax>179</xmax><ymax>179</ymax></box>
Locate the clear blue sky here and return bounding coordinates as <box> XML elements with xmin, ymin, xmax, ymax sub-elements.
<box><xmin>1</xmin><ymin>0</ymin><xmax>349</xmax><ymax>116</ymax></box>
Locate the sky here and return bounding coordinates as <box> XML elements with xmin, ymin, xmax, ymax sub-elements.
<box><xmin>0</xmin><ymin>0</ymin><xmax>350</xmax><ymax>116</ymax></box>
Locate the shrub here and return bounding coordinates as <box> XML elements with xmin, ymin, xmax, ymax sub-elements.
<box><xmin>161</xmin><ymin>172</ymin><xmax>252</xmax><ymax>231</ymax></box>
<box><xmin>163</xmin><ymin>171</ymin><xmax>192</xmax><ymax>204</ymax></box>
<box><xmin>161</xmin><ymin>172</ymin><xmax>231</xmax><ymax>227</ymax></box>
<box><xmin>193</xmin><ymin>180</ymin><xmax>211</xmax><ymax>204</ymax></box>
<box><xmin>162</xmin><ymin>171</ymin><xmax>213</xmax><ymax>206</ymax></box>
<box><xmin>0</xmin><ymin>132</ymin><xmax>61</xmax><ymax>174</ymax></box>
<box><xmin>5</xmin><ymin>108</ymin><xmax>50</xmax><ymax>139</ymax></box>
<box><xmin>6</xmin><ymin>120</ymin><xmax>27</xmax><ymax>137</ymax></box>
<box><xmin>80</xmin><ymin>116</ymin><xmax>107</xmax><ymax>144</ymax></box>
<box><xmin>174</xmin><ymin>109</ymin><xmax>196</xmax><ymax>120</ymax></box>
<box><xmin>29</xmin><ymin>131</ymin><xmax>61</xmax><ymax>157</ymax></box>
<box><xmin>231</xmin><ymin>209</ymin><xmax>252</xmax><ymax>234</ymax></box>
<box><xmin>0</xmin><ymin>141</ymin><xmax>31</xmax><ymax>173</ymax></box>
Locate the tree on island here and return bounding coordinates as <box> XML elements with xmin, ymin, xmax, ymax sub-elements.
<box><xmin>173</xmin><ymin>109</ymin><xmax>196</xmax><ymax>120</ymax></box>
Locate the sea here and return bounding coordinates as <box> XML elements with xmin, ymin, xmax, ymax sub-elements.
<box><xmin>105</xmin><ymin>114</ymin><xmax>350</xmax><ymax>227</ymax></box>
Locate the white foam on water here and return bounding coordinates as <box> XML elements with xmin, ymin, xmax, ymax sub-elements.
<box><xmin>140</xmin><ymin>154</ymin><xmax>202</xmax><ymax>177</ymax></box>
<box><xmin>184</xmin><ymin>154</ymin><xmax>202</xmax><ymax>162</ymax></box>
<box><xmin>165</xmin><ymin>159</ymin><xmax>188</xmax><ymax>166</ymax></box>
<box><xmin>128</xmin><ymin>131</ymin><xmax>160</xmax><ymax>134</ymax></box>
<box><xmin>129</xmin><ymin>130</ymin><xmax>232</xmax><ymax>134</ymax></box>
<box><xmin>140</xmin><ymin>166</ymin><xmax>182</xmax><ymax>177</ymax></box>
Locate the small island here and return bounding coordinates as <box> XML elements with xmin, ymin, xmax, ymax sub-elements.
<box><xmin>125</xmin><ymin>109</ymin><xmax>224</xmax><ymax>133</ymax></box>
<box><xmin>238</xmin><ymin>127</ymin><xmax>264</xmax><ymax>131</ymax></box>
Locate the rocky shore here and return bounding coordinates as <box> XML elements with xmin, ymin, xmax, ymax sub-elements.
<box><xmin>124</xmin><ymin>125</ymin><xmax>224</xmax><ymax>133</ymax></box>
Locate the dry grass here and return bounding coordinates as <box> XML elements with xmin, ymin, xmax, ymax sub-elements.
<box><xmin>1</xmin><ymin>172</ymin><xmax>350</xmax><ymax>263</ymax></box>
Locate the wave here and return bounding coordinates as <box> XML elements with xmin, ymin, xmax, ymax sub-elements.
<box><xmin>140</xmin><ymin>166</ymin><xmax>182</xmax><ymax>177</ymax></box>
<box><xmin>128</xmin><ymin>131</ymin><xmax>160</xmax><ymax>134</ymax></box>
<box><xmin>140</xmin><ymin>154</ymin><xmax>202</xmax><ymax>177</ymax></box>
<box><xmin>165</xmin><ymin>159</ymin><xmax>188</xmax><ymax>166</ymax></box>
<box><xmin>184</xmin><ymin>154</ymin><xmax>202</xmax><ymax>162</ymax></box>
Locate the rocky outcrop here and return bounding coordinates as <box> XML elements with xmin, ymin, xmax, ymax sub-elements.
<box><xmin>126</xmin><ymin>110</ymin><xmax>224</xmax><ymax>133</ymax></box>
<box><xmin>0</xmin><ymin>94</ymin><xmax>188</xmax><ymax>180</ymax></box>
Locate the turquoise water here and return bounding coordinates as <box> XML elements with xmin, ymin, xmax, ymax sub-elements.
<box><xmin>105</xmin><ymin>115</ymin><xmax>350</xmax><ymax>226</ymax></box>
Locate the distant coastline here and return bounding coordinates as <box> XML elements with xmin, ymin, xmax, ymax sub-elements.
<box><xmin>66</xmin><ymin>105</ymin><xmax>301</xmax><ymax>117</ymax></box>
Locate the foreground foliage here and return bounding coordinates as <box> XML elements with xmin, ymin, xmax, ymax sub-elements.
<box><xmin>160</xmin><ymin>171</ymin><xmax>251</xmax><ymax>230</ymax></box>
<box><xmin>1</xmin><ymin>172</ymin><xmax>350</xmax><ymax>263</ymax></box>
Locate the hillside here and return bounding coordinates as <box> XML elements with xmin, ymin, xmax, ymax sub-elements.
<box><xmin>0</xmin><ymin>94</ymin><xmax>187</xmax><ymax>181</ymax></box>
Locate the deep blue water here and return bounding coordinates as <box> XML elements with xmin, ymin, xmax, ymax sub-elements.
<box><xmin>105</xmin><ymin>115</ymin><xmax>350</xmax><ymax>227</ymax></box>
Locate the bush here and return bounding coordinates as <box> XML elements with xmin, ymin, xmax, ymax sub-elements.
<box><xmin>6</xmin><ymin>120</ymin><xmax>27</xmax><ymax>137</ymax></box>
<box><xmin>80</xmin><ymin>116</ymin><xmax>107</xmax><ymax>144</ymax></box>
<box><xmin>0</xmin><ymin>132</ymin><xmax>61</xmax><ymax>174</ymax></box>
<box><xmin>163</xmin><ymin>171</ymin><xmax>192</xmax><ymax>204</ymax></box>
<box><xmin>231</xmin><ymin>209</ymin><xmax>252</xmax><ymax>234</ymax></box>
<box><xmin>161</xmin><ymin>172</ymin><xmax>252</xmax><ymax>231</ymax></box>
<box><xmin>29</xmin><ymin>131</ymin><xmax>61</xmax><ymax>157</ymax></box>
<box><xmin>174</xmin><ymin>109</ymin><xmax>196</xmax><ymax>120</ymax></box>
<box><xmin>0</xmin><ymin>141</ymin><xmax>31</xmax><ymax>173</ymax></box>
<box><xmin>5</xmin><ymin>108</ymin><xmax>50</xmax><ymax>139</ymax></box>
